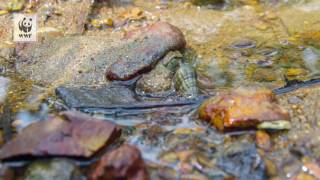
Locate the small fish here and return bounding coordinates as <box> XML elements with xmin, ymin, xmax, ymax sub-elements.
<box><xmin>174</xmin><ymin>62</ymin><xmax>198</xmax><ymax>98</ymax></box>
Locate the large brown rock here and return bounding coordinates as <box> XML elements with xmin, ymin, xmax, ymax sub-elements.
<box><xmin>15</xmin><ymin>35</ymin><xmax>123</xmax><ymax>86</ymax></box>
<box><xmin>199</xmin><ymin>87</ymin><xmax>290</xmax><ymax>131</ymax></box>
<box><xmin>106</xmin><ymin>22</ymin><xmax>186</xmax><ymax>81</ymax></box>
<box><xmin>90</xmin><ymin>144</ymin><xmax>150</xmax><ymax>180</ymax></box>
<box><xmin>0</xmin><ymin>111</ymin><xmax>121</xmax><ymax>160</ymax></box>
<box><xmin>15</xmin><ymin>22</ymin><xmax>185</xmax><ymax>86</ymax></box>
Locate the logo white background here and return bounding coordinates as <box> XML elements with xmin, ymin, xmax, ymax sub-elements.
<box><xmin>13</xmin><ymin>14</ymin><xmax>37</xmax><ymax>42</ymax></box>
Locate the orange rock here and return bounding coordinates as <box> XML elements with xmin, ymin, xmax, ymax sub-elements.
<box><xmin>199</xmin><ymin>88</ymin><xmax>290</xmax><ymax>131</ymax></box>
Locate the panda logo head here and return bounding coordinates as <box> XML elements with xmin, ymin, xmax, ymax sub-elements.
<box><xmin>18</xmin><ymin>17</ymin><xmax>32</xmax><ymax>33</ymax></box>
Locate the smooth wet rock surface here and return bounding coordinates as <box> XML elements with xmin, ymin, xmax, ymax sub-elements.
<box><xmin>15</xmin><ymin>35</ymin><xmax>123</xmax><ymax>86</ymax></box>
<box><xmin>199</xmin><ymin>87</ymin><xmax>290</xmax><ymax>131</ymax></box>
<box><xmin>106</xmin><ymin>22</ymin><xmax>186</xmax><ymax>81</ymax></box>
<box><xmin>15</xmin><ymin>22</ymin><xmax>186</xmax><ymax>86</ymax></box>
<box><xmin>56</xmin><ymin>84</ymin><xmax>138</xmax><ymax>108</ymax></box>
<box><xmin>0</xmin><ymin>111</ymin><xmax>121</xmax><ymax>159</ymax></box>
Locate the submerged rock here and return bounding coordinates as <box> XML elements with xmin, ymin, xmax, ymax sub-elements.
<box><xmin>230</xmin><ymin>38</ymin><xmax>256</xmax><ymax>49</ymax></box>
<box><xmin>37</xmin><ymin>0</ymin><xmax>93</xmax><ymax>35</ymax></box>
<box><xmin>12</xmin><ymin>103</ymin><xmax>49</xmax><ymax>132</ymax></box>
<box><xmin>0</xmin><ymin>111</ymin><xmax>121</xmax><ymax>160</ymax></box>
<box><xmin>15</xmin><ymin>35</ymin><xmax>121</xmax><ymax>86</ymax></box>
<box><xmin>302</xmin><ymin>46</ymin><xmax>320</xmax><ymax>75</ymax></box>
<box><xmin>192</xmin><ymin>0</ymin><xmax>225</xmax><ymax>8</ymax></box>
<box><xmin>135</xmin><ymin>51</ymin><xmax>183</xmax><ymax>96</ymax></box>
<box><xmin>16</xmin><ymin>22</ymin><xmax>185</xmax><ymax>86</ymax></box>
<box><xmin>55</xmin><ymin>83</ymin><xmax>205</xmax><ymax>117</ymax></box>
<box><xmin>90</xmin><ymin>144</ymin><xmax>150</xmax><ymax>180</ymax></box>
<box><xmin>199</xmin><ymin>87</ymin><xmax>290</xmax><ymax>131</ymax></box>
<box><xmin>24</xmin><ymin>159</ymin><xmax>84</xmax><ymax>180</ymax></box>
<box><xmin>56</xmin><ymin>84</ymin><xmax>138</xmax><ymax>108</ymax></box>
<box><xmin>252</xmin><ymin>68</ymin><xmax>278</xmax><ymax>82</ymax></box>
<box><xmin>217</xmin><ymin>142</ymin><xmax>266</xmax><ymax>180</ymax></box>
<box><xmin>106</xmin><ymin>22</ymin><xmax>186</xmax><ymax>81</ymax></box>
<box><xmin>136</xmin><ymin>64</ymin><xmax>174</xmax><ymax>96</ymax></box>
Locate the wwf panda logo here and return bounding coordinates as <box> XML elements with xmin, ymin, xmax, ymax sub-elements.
<box><xmin>18</xmin><ymin>17</ymin><xmax>32</xmax><ymax>33</ymax></box>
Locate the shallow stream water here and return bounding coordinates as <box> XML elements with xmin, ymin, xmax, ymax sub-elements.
<box><xmin>0</xmin><ymin>0</ymin><xmax>320</xmax><ymax>179</ymax></box>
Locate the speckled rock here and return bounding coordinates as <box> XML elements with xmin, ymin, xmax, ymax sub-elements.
<box><xmin>136</xmin><ymin>64</ymin><xmax>173</xmax><ymax>95</ymax></box>
<box><xmin>15</xmin><ymin>35</ymin><xmax>123</xmax><ymax>86</ymax></box>
<box><xmin>56</xmin><ymin>84</ymin><xmax>138</xmax><ymax>108</ymax></box>
<box><xmin>15</xmin><ymin>22</ymin><xmax>186</xmax><ymax>87</ymax></box>
<box><xmin>37</xmin><ymin>0</ymin><xmax>93</xmax><ymax>35</ymax></box>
